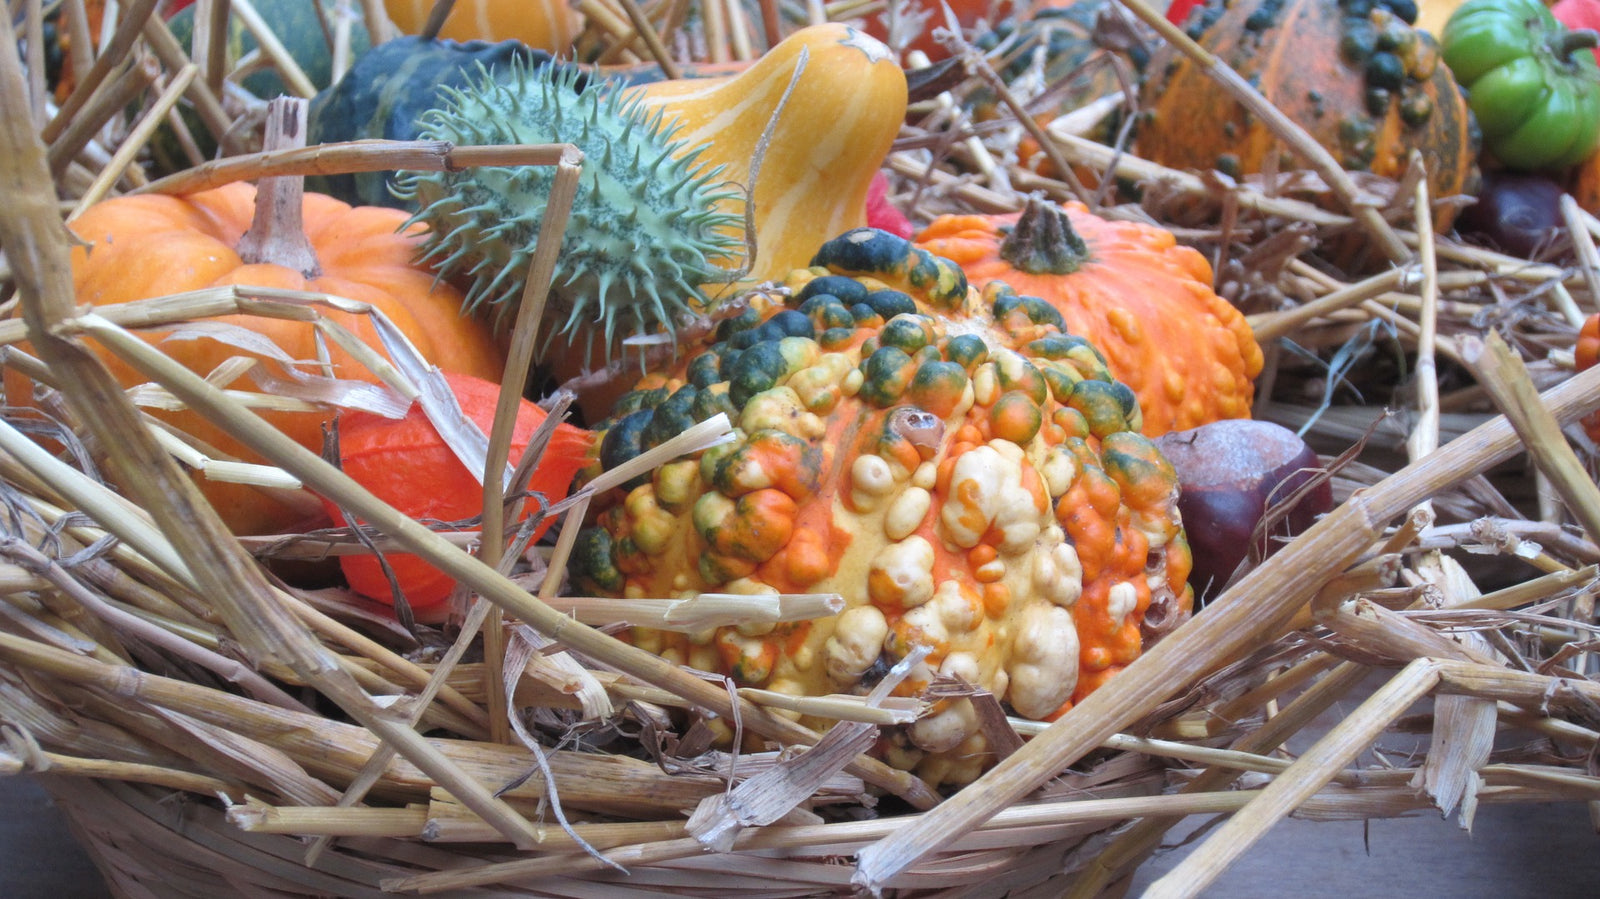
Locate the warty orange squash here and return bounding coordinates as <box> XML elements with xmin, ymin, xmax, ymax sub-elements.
<box><xmin>1137</xmin><ymin>0</ymin><xmax>1480</xmax><ymax>229</ymax></box>
<box><xmin>570</xmin><ymin>227</ymin><xmax>1193</xmax><ymax>787</ymax></box>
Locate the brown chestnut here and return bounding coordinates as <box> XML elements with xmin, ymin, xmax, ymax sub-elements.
<box><xmin>1155</xmin><ymin>419</ymin><xmax>1333</xmax><ymax>605</ymax></box>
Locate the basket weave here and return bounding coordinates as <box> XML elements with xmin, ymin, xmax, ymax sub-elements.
<box><xmin>38</xmin><ymin>774</ymin><xmax>1154</xmax><ymax>897</ymax></box>
<box><xmin>6</xmin><ymin>1</ymin><xmax>1600</xmax><ymax>898</ymax></box>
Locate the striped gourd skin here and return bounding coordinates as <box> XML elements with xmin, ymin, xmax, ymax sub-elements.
<box><xmin>626</xmin><ymin>23</ymin><xmax>909</xmax><ymax>285</ymax></box>
<box><xmin>572</xmin><ymin>229</ymin><xmax>1193</xmax><ymax>788</ymax></box>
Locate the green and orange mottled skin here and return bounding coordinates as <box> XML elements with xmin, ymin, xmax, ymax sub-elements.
<box><xmin>1136</xmin><ymin>0</ymin><xmax>1479</xmax><ymax>231</ymax></box>
<box><xmin>572</xmin><ymin>229</ymin><xmax>1193</xmax><ymax>787</ymax></box>
<box><xmin>917</xmin><ymin>197</ymin><xmax>1263</xmax><ymax>436</ymax></box>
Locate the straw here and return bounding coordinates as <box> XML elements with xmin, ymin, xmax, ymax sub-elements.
<box><xmin>5</xmin><ymin>5</ymin><xmax>1600</xmax><ymax>896</ymax></box>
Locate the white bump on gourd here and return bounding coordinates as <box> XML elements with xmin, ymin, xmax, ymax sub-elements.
<box><xmin>823</xmin><ymin>605</ymin><xmax>890</xmax><ymax>686</ymax></box>
<box><xmin>1006</xmin><ymin>603</ymin><xmax>1081</xmax><ymax>719</ymax></box>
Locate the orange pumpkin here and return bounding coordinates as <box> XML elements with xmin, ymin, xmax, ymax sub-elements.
<box><xmin>382</xmin><ymin>0</ymin><xmax>581</xmax><ymax>52</ymax></box>
<box><xmin>56</xmin><ymin>182</ymin><xmax>507</xmax><ymax>535</ymax></box>
<box><xmin>915</xmin><ymin>197</ymin><xmax>1263</xmax><ymax>435</ymax></box>
<box><xmin>1576</xmin><ymin>313</ymin><xmax>1600</xmax><ymax>443</ymax></box>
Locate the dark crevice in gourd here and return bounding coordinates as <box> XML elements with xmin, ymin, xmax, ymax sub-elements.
<box><xmin>997</xmin><ymin>195</ymin><xmax>1093</xmax><ymax>276</ymax></box>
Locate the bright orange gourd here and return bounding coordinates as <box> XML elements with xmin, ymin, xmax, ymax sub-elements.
<box><xmin>915</xmin><ymin>197</ymin><xmax>1263</xmax><ymax>435</ymax></box>
<box><xmin>325</xmin><ymin>371</ymin><xmax>596</xmax><ymax>616</ymax></box>
<box><xmin>382</xmin><ymin>0</ymin><xmax>580</xmax><ymax>52</ymax></box>
<box><xmin>60</xmin><ymin>181</ymin><xmax>507</xmax><ymax>535</ymax></box>
<box><xmin>1576</xmin><ymin>313</ymin><xmax>1600</xmax><ymax>442</ymax></box>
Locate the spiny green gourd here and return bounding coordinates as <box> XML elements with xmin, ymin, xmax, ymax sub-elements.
<box><xmin>394</xmin><ymin>62</ymin><xmax>747</xmax><ymax>353</ymax></box>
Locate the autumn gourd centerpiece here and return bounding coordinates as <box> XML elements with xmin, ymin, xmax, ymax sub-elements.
<box><xmin>916</xmin><ymin>196</ymin><xmax>1263</xmax><ymax>435</ymax></box>
<box><xmin>54</xmin><ymin>101</ymin><xmax>506</xmax><ymax>536</ymax></box>
<box><xmin>571</xmin><ymin>228</ymin><xmax>1193</xmax><ymax>787</ymax></box>
<box><xmin>1140</xmin><ymin>0</ymin><xmax>1480</xmax><ymax>227</ymax></box>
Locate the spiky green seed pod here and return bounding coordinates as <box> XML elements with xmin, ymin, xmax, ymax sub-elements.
<box><xmin>394</xmin><ymin>62</ymin><xmax>747</xmax><ymax>357</ymax></box>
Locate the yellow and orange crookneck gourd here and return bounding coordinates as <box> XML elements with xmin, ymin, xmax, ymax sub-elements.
<box><xmin>626</xmin><ymin>23</ymin><xmax>909</xmax><ymax>284</ymax></box>
<box><xmin>383</xmin><ymin>0</ymin><xmax>581</xmax><ymax>51</ymax></box>
<box><xmin>59</xmin><ymin>181</ymin><xmax>506</xmax><ymax>535</ymax></box>
<box><xmin>572</xmin><ymin>228</ymin><xmax>1193</xmax><ymax>787</ymax></box>
<box><xmin>916</xmin><ymin>197</ymin><xmax>1263</xmax><ymax>435</ymax></box>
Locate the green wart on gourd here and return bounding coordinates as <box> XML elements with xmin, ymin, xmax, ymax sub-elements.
<box><xmin>394</xmin><ymin>61</ymin><xmax>748</xmax><ymax>355</ymax></box>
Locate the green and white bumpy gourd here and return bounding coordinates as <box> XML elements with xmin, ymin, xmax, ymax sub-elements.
<box><xmin>395</xmin><ymin>63</ymin><xmax>746</xmax><ymax>352</ymax></box>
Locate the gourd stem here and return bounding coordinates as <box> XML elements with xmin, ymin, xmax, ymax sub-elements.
<box><xmin>420</xmin><ymin>0</ymin><xmax>457</xmax><ymax>42</ymax></box>
<box><xmin>236</xmin><ymin>98</ymin><xmax>322</xmax><ymax>278</ymax></box>
<box><xmin>998</xmin><ymin>194</ymin><xmax>1091</xmax><ymax>275</ymax></box>
<box><xmin>1554</xmin><ymin>29</ymin><xmax>1600</xmax><ymax>63</ymax></box>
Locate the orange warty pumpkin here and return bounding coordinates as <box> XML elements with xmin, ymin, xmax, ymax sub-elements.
<box><xmin>915</xmin><ymin>197</ymin><xmax>1263</xmax><ymax>435</ymax></box>
<box><xmin>58</xmin><ymin>182</ymin><xmax>507</xmax><ymax>535</ymax></box>
<box><xmin>1136</xmin><ymin>0</ymin><xmax>1479</xmax><ymax>229</ymax></box>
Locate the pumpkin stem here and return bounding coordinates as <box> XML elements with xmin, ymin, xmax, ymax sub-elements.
<box><xmin>998</xmin><ymin>194</ymin><xmax>1091</xmax><ymax>276</ymax></box>
<box><xmin>1554</xmin><ymin>29</ymin><xmax>1600</xmax><ymax>66</ymax></box>
<box><xmin>236</xmin><ymin>97</ymin><xmax>322</xmax><ymax>279</ymax></box>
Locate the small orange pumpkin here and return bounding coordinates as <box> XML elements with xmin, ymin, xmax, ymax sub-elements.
<box><xmin>1575</xmin><ymin>313</ymin><xmax>1600</xmax><ymax>442</ymax></box>
<box><xmin>915</xmin><ymin>197</ymin><xmax>1263</xmax><ymax>435</ymax></box>
<box><xmin>57</xmin><ymin>182</ymin><xmax>507</xmax><ymax>535</ymax></box>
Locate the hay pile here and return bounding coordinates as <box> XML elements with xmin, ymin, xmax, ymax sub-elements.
<box><xmin>2</xmin><ymin>1</ymin><xmax>1599</xmax><ymax>896</ymax></box>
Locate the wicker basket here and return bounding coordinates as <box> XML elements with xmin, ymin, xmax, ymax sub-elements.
<box><xmin>5</xmin><ymin>2</ymin><xmax>1600</xmax><ymax>898</ymax></box>
<box><xmin>38</xmin><ymin>774</ymin><xmax>1163</xmax><ymax>898</ymax></box>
